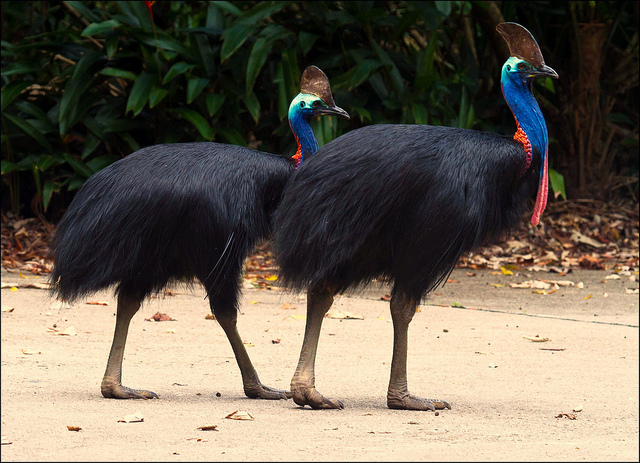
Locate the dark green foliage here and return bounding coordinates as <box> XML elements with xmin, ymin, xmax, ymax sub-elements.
<box><xmin>1</xmin><ymin>1</ymin><xmax>638</xmax><ymax>219</ymax></box>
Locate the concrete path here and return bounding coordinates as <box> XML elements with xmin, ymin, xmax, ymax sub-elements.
<box><xmin>1</xmin><ymin>267</ymin><xmax>638</xmax><ymax>461</ymax></box>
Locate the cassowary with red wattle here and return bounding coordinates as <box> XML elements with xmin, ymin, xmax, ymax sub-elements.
<box><xmin>273</xmin><ymin>23</ymin><xmax>558</xmax><ymax>411</ymax></box>
<box><xmin>49</xmin><ymin>66</ymin><xmax>349</xmax><ymax>400</ymax></box>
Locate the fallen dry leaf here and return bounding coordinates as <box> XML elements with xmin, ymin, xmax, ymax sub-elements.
<box><xmin>86</xmin><ymin>301</ymin><xmax>109</xmax><ymax>306</ymax></box>
<box><xmin>66</xmin><ymin>425</ymin><xmax>81</xmax><ymax>432</ymax></box>
<box><xmin>197</xmin><ymin>425</ymin><xmax>218</xmax><ymax>431</ymax></box>
<box><xmin>510</xmin><ymin>280</ymin><xmax>552</xmax><ymax>289</ymax></box>
<box><xmin>280</xmin><ymin>303</ymin><xmax>296</xmax><ymax>310</ymax></box>
<box><xmin>523</xmin><ymin>335</ymin><xmax>550</xmax><ymax>342</ymax></box>
<box><xmin>21</xmin><ymin>348</ymin><xmax>41</xmax><ymax>355</ymax></box>
<box><xmin>57</xmin><ymin>326</ymin><xmax>77</xmax><ymax>336</ymax></box>
<box><xmin>225</xmin><ymin>410</ymin><xmax>254</xmax><ymax>421</ymax></box>
<box><xmin>1</xmin><ymin>306</ymin><xmax>15</xmax><ymax>312</ymax></box>
<box><xmin>144</xmin><ymin>312</ymin><xmax>175</xmax><ymax>322</ymax></box>
<box><xmin>556</xmin><ymin>413</ymin><xmax>577</xmax><ymax>420</ymax></box>
<box><xmin>205</xmin><ymin>313</ymin><xmax>215</xmax><ymax>320</ymax></box>
<box><xmin>118</xmin><ymin>411</ymin><xmax>144</xmax><ymax>423</ymax></box>
<box><xmin>1</xmin><ymin>435</ymin><xmax>12</xmax><ymax>445</ymax></box>
<box><xmin>325</xmin><ymin>310</ymin><xmax>364</xmax><ymax>320</ymax></box>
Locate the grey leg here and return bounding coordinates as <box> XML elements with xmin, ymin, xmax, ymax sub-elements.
<box><xmin>290</xmin><ymin>282</ymin><xmax>343</xmax><ymax>409</ymax></box>
<box><xmin>387</xmin><ymin>291</ymin><xmax>450</xmax><ymax>411</ymax></box>
<box><xmin>101</xmin><ymin>292</ymin><xmax>158</xmax><ymax>399</ymax></box>
<box><xmin>214</xmin><ymin>307</ymin><xmax>289</xmax><ymax>400</ymax></box>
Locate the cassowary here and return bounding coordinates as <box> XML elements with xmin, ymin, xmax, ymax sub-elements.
<box><xmin>49</xmin><ymin>66</ymin><xmax>349</xmax><ymax>400</ymax></box>
<box><xmin>273</xmin><ymin>23</ymin><xmax>558</xmax><ymax>411</ymax></box>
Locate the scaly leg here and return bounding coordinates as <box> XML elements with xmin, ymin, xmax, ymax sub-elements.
<box><xmin>290</xmin><ymin>281</ymin><xmax>343</xmax><ymax>409</ymax></box>
<box><xmin>101</xmin><ymin>292</ymin><xmax>158</xmax><ymax>399</ymax></box>
<box><xmin>387</xmin><ymin>291</ymin><xmax>450</xmax><ymax>411</ymax></box>
<box><xmin>214</xmin><ymin>306</ymin><xmax>289</xmax><ymax>400</ymax></box>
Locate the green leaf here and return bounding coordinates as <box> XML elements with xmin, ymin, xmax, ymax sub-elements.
<box><xmin>43</xmin><ymin>180</ymin><xmax>56</xmax><ymax>211</ymax></box>
<box><xmin>3</xmin><ymin>112</ymin><xmax>52</xmax><ymax>150</ymax></box>
<box><xmin>416</xmin><ymin>31</ymin><xmax>438</xmax><ymax>91</ymax></box>
<box><xmin>105</xmin><ymin>34</ymin><xmax>120</xmax><ymax>58</ymax></box>
<box><xmin>172</xmin><ymin>108</ymin><xmax>214</xmax><ymax>140</ymax></box>
<box><xmin>246</xmin><ymin>37</ymin><xmax>270</xmax><ymax>94</ymax></box>
<box><xmin>139</xmin><ymin>33</ymin><xmax>190</xmax><ymax>55</ymax></box>
<box><xmin>59</xmin><ymin>50</ymin><xmax>104</xmax><ymax>134</ymax></box>
<box><xmin>1</xmin><ymin>62</ymin><xmax>40</xmax><ymax>76</ymax></box>
<box><xmin>349</xmin><ymin>106</ymin><xmax>372</xmax><ymax>122</ymax></box>
<box><xmin>548</xmin><ymin>168</ymin><xmax>567</xmax><ymax>200</ymax></box>
<box><xmin>81</xmin><ymin>133</ymin><xmax>102</xmax><ymax>159</ymax></box>
<box><xmin>242</xmin><ymin>91</ymin><xmax>261</xmax><ymax>124</ymax></box>
<box><xmin>13</xmin><ymin>100</ymin><xmax>56</xmax><ymax>133</ymax></box>
<box><xmin>162</xmin><ymin>62</ymin><xmax>195</xmax><ymax>84</ymax></box>
<box><xmin>149</xmin><ymin>87</ymin><xmax>169</xmax><ymax>108</ymax></box>
<box><xmin>349</xmin><ymin>60</ymin><xmax>383</xmax><ymax>90</ymax></box>
<box><xmin>298</xmin><ymin>31</ymin><xmax>319</xmax><ymax>56</ymax></box>
<box><xmin>66</xmin><ymin>1</ymin><xmax>101</xmax><ymax>22</ymax></box>
<box><xmin>205</xmin><ymin>93</ymin><xmax>225</xmax><ymax>116</ymax></box>
<box><xmin>126</xmin><ymin>73</ymin><xmax>156</xmax><ymax>116</ymax></box>
<box><xmin>187</xmin><ymin>77</ymin><xmax>210</xmax><ymax>104</ymax></box>
<box><xmin>99</xmin><ymin>67</ymin><xmax>138</xmax><ymax>81</ymax></box>
<box><xmin>412</xmin><ymin>103</ymin><xmax>429</xmax><ymax>125</ymax></box>
<box><xmin>216</xmin><ymin>127</ymin><xmax>246</xmax><ymax>146</ymax></box>
<box><xmin>86</xmin><ymin>154</ymin><xmax>120</xmax><ymax>173</ymax></box>
<box><xmin>81</xmin><ymin>19</ymin><xmax>121</xmax><ymax>36</ymax></box>
<box><xmin>211</xmin><ymin>1</ymin><xmax>242</xmax><ymax>16</ymax></box>
<box><xmin>235</xmin><ymin>2</ymin><xmax>289</xmax><ymax>25</ymax></box>
<box><xmin>1</xmin><ymin>82</ymin><xmax>31</xmax><ymax>111</ymax></box>
<box><xmin>220</xmin><ymin>24</ymin><xmax>254</xmax><ymax>62</ymax></box>
<box><xmin>1</xmin><ymin>160</ymin><xmax>18</xmax><ymax>175</ymax></box>
<box><xmin>63</xmin><ymin>153</ymin><xmax>94</xmax><ymax>179</ymax></box>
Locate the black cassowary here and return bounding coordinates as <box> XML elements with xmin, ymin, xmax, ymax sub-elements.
<box><xmin>49</xmin><ymin>66</ymin><xmax>349</xmax><ymax>400</ymax></box>
<box><xmin>273</xmin><ymin>23</ymin><xmax>558</xmax><ymax>411</ymax></box>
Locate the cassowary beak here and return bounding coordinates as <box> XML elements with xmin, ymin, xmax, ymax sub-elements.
<box><xmin>313</xmin><ymin>105</ymin><xmax>350</xmax><ymax>120</ymax></box>
<box><xmin>529</xmin><ymin>64</ymin><xmax>559</xmax><ymax>79</ymax></box>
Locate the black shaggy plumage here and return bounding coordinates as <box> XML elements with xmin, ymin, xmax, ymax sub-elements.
<box><xmin>274</xmin><ymin>124</ymin><xmax>540</xmax><ymax>302</ymax></box>
<box><xmin>51</xmin><ymin>142</ymin><xmax>291</xmax><ymax>312</ymax></box>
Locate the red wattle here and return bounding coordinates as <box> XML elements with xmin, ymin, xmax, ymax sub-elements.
<box><xmin>531</xmin><ymin>149</ymin><xmax>549</xmax><ymax>226</ymax></box>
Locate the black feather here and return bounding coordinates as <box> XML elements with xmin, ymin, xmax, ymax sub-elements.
<box><xmin>50</xmin><ymin>142</ymin><xmax>291</xmax><ymax>314</ymax></box>
<box><xmin>274</xmin><ymin>124</ymin><xmax>540</xmax><ymax>301</ymax></box>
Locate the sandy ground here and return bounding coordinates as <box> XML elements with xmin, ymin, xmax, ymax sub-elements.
<box><xmin>1</xmin><ymin>267</ymin><xmax>638</xmax><ymax>462</ymax></box>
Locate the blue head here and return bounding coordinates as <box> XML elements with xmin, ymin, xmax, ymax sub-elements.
<box><xmin>288</xmin><ymin>66</ymin><xmax>350</xmax><ymax>167</ymax></box>
<box><xmin>497</xmin><ymin>23</ymin><xmax>558</xmax><ymax>225</ymax></box>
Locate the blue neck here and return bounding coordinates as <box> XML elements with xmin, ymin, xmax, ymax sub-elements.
<box><xmin>501</xmin><ymin>65</ymin><xmax>548</xmax><ymax>161</ymax></box>
<box><xmin>289</xmin><ymin>112</ymin><xmax>318</xmax><ymax>162</ymax></box>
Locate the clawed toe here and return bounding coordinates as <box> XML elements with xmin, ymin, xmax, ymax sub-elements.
<box><xmin>101</xmin><ymin>384</ymin><xmax>159</xmax><ymax>400</ymax></box>
<box><xmin>244</xmin><ymin>383</ymin><xmax>290</xmax><ymax>400</ymax></box>
<box><xmin>388</xmin><ymin>393</ymin><xmax>450</xmax><ymax>411</ymax></box>
<box><xmin>292</xmin><ymin>387</ymin><xmax>344</xmax><ymax>409</ymax></box>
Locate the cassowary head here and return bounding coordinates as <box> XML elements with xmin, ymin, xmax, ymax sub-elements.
<box><xmin>497</xmin><ymin>22</ymin><xmax>559</xmax><ymax>226</ymax></box>
<box><xmin>289</xmin><ymin>66</ymin><xmax>350</xmax><ymax>122</ymax></box>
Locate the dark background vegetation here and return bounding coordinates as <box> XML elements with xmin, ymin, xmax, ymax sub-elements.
<box><xmin>2</xmin><ymin>1</ymin><xmax>638</xmax><ymax>224</ymax></box>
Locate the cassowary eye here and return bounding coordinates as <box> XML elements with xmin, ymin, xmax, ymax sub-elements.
<box><xmin>518</xmin><ymin>62</ymin><xmax>526</xmax><ymax>70</ymax></box>
<box><xmin>313</xmin><ymin>100</ymin><xmax>321</xmax><ymax>108</ymax></box>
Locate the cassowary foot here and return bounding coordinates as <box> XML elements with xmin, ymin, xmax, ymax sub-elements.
<box><xmin>244</xmin><ymin>383</ymin><xmax>290</xmax><ymax>400</ymax></box>
<box><xmin>101</xmin><ymin>383</ymin><xmax>159</xmax><ymax>400</ymax></box>
<box><xmin>387</xmin><ymin>393</ymin><xmax>451</xmax><ymax>411</ymax></box>
<box><xmin>291</xmin><ymin>386</ymin><xmax>344</xmax><ymax>409</ymax></box>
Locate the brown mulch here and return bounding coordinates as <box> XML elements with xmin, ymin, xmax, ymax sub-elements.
<box><xmin>2</xmin><ymin>199</ymin><xmax>638</xmax><ymax>281</ymax></box>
